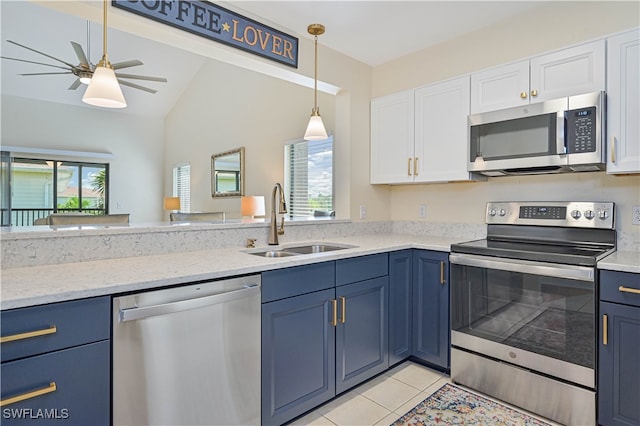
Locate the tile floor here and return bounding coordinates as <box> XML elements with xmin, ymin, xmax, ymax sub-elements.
<box><xmin>288</xmin><ymin>361</ymin><xmax>559</xmax><ymax>426</ymax></box>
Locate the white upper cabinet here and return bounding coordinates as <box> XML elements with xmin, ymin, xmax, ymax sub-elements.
<box><xmin>370</xmin><ymin>77</ymin><xmax>477</xmax><ymax>185</ymax></box>
<box><xmin>607</xmin><ymin>29</ymin><xmax>640</xmax><ymax>174</ymax></box>
<box><xmin>471</xmin><ymin>40</ymin><xmax>606</xmax><ymax>114</ymax></box>
<box><xmin>370</xmin><ymin>90</ymin><xmax>414</xmax><ymax>184</ymax></box>
<box><xmin>414</xmin><ymin>76</ymin><xmax>473</xmax><ymax>183</ymax></box>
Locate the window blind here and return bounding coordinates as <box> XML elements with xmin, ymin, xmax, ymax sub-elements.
<box><xmin>173</xmin><ymin>163</ymin><xmax>191</xmax><ymax>212</ymax></box>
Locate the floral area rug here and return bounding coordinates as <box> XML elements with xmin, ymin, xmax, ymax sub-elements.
<box><xmin>391</xmin><ymin>383</ymin><xmax>552</xmax><ymax>426</ymax></box>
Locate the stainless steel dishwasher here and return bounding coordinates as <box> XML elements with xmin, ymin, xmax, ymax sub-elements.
<box><xmin>112</xmin><ymin>275</ymin><xmax>261</xmax><ymax>426</ymax></box>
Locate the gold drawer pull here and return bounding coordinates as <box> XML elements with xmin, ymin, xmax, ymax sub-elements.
<box><xmin>520</xmin><ymin>91</ymin><xmax>527</xmax><ymax>99</ymax></box>
<box><xmin>603</xmin><ymin>314</ymin><xmax>608</xmax><ymax>346</ymax></box>
<box><xmin>0</xmin><ymin>325</ymin><xmax>57</xmax><ymax>344</ymax></box>
<box><xmin>340</xmin><ymin>296</ymin><xmax>346</xmax><ymax>324</ymax></box>
<box><xmin>0</xmin><ymin>382</ymin><xmax>57</xmax><ymax>407</ymax></box>
<box><xmin>330</xmin><ymin>299</ymin><xmax>338</xmax><ymax>327</ymax></box>
<box><xmin>440</xmin><ymin>261</ymin><xmax>446</xmax><ymax>284</ymax></box>
<box><xmin>414</xmin><ymin>157</ymin><xmax>419</xmax><ymax>176</ymax></box>
<box><xmin>619</xmin><ymin>286</ymin><xmax>640</xmax><ymax>295</ymax></box>
<box><xmin>407</xmin><ymin>158</ymin><xmax>412</xmax><ymax>176</ymax></box>
<box><xmin>530</xmin><ymin>89</ymin><xmax>538</xmax><ymax>97</ymax></box>
<box><xmin>611</xmin><ymin>136</ymin><xmax>616</xmax><ymax>163</ymax></box>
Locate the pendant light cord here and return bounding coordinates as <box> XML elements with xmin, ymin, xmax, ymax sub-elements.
<box><xmin>313</xmin><ymin>34</ymin><xmax>318</xmax><ymax>113</ymax></box>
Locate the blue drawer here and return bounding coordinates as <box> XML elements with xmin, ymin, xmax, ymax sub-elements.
<box><xmin>262</xmin><ymin>262</ymin><xmax>335</xmax><ymax>302</ymax></box>
<box><xmin>600</xmin><ymin>270</ymin><xmax>640</xmax><ymax>307</ymax></box>
<box><xmin>1</xmin><ymin>297</ymin><xmax>110</xmax><ymax>362</ymax></box>
<box><xmin>336</xmin><ymin>253</ymin><xmax>389</xmax><ymax>286</ymax></box>
<box><xmin>1</xmin><ymin>340</ymin><xmax>110</xmax><ymax>425</ymax></box>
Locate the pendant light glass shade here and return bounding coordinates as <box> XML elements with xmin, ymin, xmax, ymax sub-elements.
<box><xmin>82</xmin><ymin>61</ymin><xmax>126</xmax><ymax>108</ymax></box>
<box><xmin>304</xmin><ymin>110</ymin><xmax>328</xmax><ymax>140</ymax></box>
<box><xmin>82</xmin><ymin>0</ymin><xmax>127</xmax><ymax>108</ymax></box>
<box><xmin>304</xmin><ymin>24</ymin><xmax>327</xmax><ymax>141</ymax></box>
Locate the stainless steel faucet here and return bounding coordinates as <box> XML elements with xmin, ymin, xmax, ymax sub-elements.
<box><xmin>269</xmin><ymin>183</ymin><xmax>287</xmax><ymax>245</ymax></box>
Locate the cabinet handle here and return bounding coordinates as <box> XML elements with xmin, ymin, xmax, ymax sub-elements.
<box><xmin>414</xmin><ymin>157</ymin><xmax>419</xmax><ymax>176</ymax></box>
<box><xmin>340</xmin><ymin>296</ymin><xmax>346</xmax><ymax>324</ymax></box>
<box><xmin>0</xmin><ymin>382</ymin><xmax>57</xmax><ymax>407</ymax></box>
<box><xmin>603</xmin><ymin>314</ymin><xmax>608</xmax><ymax>346</ymax></box>
<box><xmin>611</xmin><ymin>136</ymin><xmax>616</xmax><ymax>163</ymax></box>
<box><xmin>0</xmin><ymin>325</ymin><xmax>57</xmax><ymax>344</ymax></box>
<box><xmin>331</xmin><ymin>299</ymin><xmax>338</xmax><ymax>327</ymax></box>
<box><xmin>407</xmin><ymin>158</ymin><xmax>412</xmax><ymax>176</ymax></box>
<box><xmin>531</xmin><ymin>89</ymin><xmax>538</xmax><ymax>97</ymax></box>
<box><xmin>619</xmin><ymin>286</ymin><xmax>640</xmax><ymax>295</ymax></box>
<box><xmin>440</xmin><ymin>261</ymin><xmax>446</xmax><ymax>284</ymax></box>
<box><xmin>520</xmin><ymin>91</ymin><xmax>527</xmax><ymax>99</ymax></box>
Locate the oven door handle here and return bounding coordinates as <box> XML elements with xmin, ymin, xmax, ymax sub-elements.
<box><xmin>449</xmin><ymin>253</ymin><xmax>594</xmax><ymax>282</ymax></box>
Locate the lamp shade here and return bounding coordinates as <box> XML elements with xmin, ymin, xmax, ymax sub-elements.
<box><xmin>241</xmin><ymin>196</ymin><xmax>266</xmax><ymax>218</ymax></box>
<box><xmin>304</xmin><ymin>114</ymin><xmax>328</xmax><ymax>140</ymax></box>
<box><xmin>82</xmin><ymin>65</ymin><xmax>127</xmax><ymax>108</ymax></box>
<box><xmin>164</xmin><ymin>196</ymin><xmax>181</xmax><ymax>211</ymax></box>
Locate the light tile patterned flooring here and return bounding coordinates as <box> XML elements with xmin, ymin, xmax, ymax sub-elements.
<box><xmin>289</xmin><ymin>361</ymin><xmax>560</xmax><ymax>426</ymax></box>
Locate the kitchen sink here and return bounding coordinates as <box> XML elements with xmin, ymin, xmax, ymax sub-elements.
<box><xmin>247</xmin><ymin>243</ymin><xmax>356</xmax><ymax>258</ymax></box>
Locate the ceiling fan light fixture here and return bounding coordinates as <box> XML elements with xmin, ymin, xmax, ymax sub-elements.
<box><xmin>79</xmin><ymin>70</ymin><xmax>92</xmax><ymax>85</ymax></box>
<box><xmin>82</xmin><ymin>58</ymin><xmax>126</xmax><ymax>108</ymax></box>
<box><xmin>304</xmin><ymin>23</ymin><xmax>327</xmax><ymax>141</ymax></box>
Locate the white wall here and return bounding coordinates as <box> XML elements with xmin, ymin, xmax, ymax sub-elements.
<box><xmin>164</xmin><ymin>59</ymin><xmax>335</xmax><ymax>217</ymax></box>
<box><xmin>371</xmin><ymin>1</ymin><xmax>640</xmax><ymax>237</ymax></box>
<box><xmin>1</xmin><ymin>95</ymin><xmax>165</xmax><ymax>222</ymax></box>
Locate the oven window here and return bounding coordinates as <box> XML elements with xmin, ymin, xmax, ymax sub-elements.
<box><xmin>451</xmin><ymin>264</ymin><xmax>594</xmax><ymax>368</ymax></box>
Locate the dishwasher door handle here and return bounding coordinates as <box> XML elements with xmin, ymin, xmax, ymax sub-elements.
<box><xmin>119</xmin><ymin>284</ymin><xmax>260</xmax><ymax>322</ymax></box>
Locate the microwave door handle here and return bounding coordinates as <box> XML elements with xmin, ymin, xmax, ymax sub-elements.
<box><xmin>557</xmin><ymin>112</ymin><xmax>567</xmax><ymax>155</ymax></box>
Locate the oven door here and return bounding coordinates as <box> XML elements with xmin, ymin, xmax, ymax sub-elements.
<box><xmin>449</xmin><ymin>253</ymin><xmax>596</xmax><ymax>388</ymax></box>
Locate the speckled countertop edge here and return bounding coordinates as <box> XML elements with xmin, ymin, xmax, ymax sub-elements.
<box><xmin>597</xmin><ymin>251</ymin><xmax>640</xmax><ymax>274</ymax></box>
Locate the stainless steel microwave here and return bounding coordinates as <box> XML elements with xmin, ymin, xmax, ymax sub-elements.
<box><xmin>468</xmin><ymin>91</ymin><xmax>605</xmax><ymax>176</ymax></box>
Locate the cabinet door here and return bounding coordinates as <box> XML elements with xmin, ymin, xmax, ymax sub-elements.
<box><xmin>261</xmin><ymin>289</ymin><xmax>335</xmax><ymax>426</ymax></box>
<box><xmin>412</xmin><ymin>250</ymin><xmax>449</xmax><ymax>369</ymax></box>
<box><xmin>530</xmin><ymin>40</ymin><xmax>605</xmax><ymax>103</ymax></box>
<box><xmin>335</xmin><ymin>277</ymin><xmax>389</xmax><ymax>394</ymax></box>
<box><xmin>607</xmin><ymin>30</ymin><xmax>640</xmax><ymax>174</ymax></box>
<box><xmin>370</xmin><ymin>90</ymin><xmax>415</xmax><ymax>184</ymax></box>
<box><xmin>599</xmin><ymin>301</ymin><xmax>640</xmax><ymax>426</ymax></box>
<box><xmin>389</xmin><ymin>250</ymin><xmax>412</xmax><ymax>365</ymax></box>
<box><xmin>415</xmin><ymin>76</ymin><xmax>473</xmax><ymax>182</ymax></box>
<box><xmin>470</xmin><ymin>60</ymin><xmax>529</xmax><ymax>113</ymax></box>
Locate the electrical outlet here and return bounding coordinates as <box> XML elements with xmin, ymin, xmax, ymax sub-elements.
<box><xmin>418</xmin><ymin>204</ymin><xmax>426</xmax><ymax>218</ymax></box>
<box><xmin>359</xmin><ymin>205</ymin><xmax>367</xmax><ymax>219</ymax></box>
<box><xmin>633</xmin><ymin>205</ymin><xmax>640</xmax><ymax>225</ymax></box>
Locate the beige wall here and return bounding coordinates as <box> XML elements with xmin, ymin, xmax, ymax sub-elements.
<box><xmin>371</xmin><ymin>1</ymin><xmax>640</xmax><ymax>235</ymax></box>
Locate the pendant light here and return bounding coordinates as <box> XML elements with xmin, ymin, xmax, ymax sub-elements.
<box><xmin>303</xmin><ymin>24</ymin><xmax>328</xmax><ymax>141</ymax></box>
<box><xmin>82</xmin><ymin>0</ymin><xmax>127</xmax><ymax>108</ymax></box>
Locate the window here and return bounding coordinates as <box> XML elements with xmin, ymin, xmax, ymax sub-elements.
<box><xmin>0</xmin><ymin>154</ymin><xmax>109</xmax><ymax>226</ymax></box>
<box><xmin>285</xmin><ymin>136</ymin><xmax>333</xmax><ymax>218</ymax></box>
<box><xmin>172</xmin><ymin>163</ymin><xmax>191</xmax><ymax>212</ymax></box>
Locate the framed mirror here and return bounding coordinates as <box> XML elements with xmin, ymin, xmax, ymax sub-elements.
<box><xmin>211</xmin><ymin>147</ymin><xmax>244</xmax><ymax>197</ymax></box>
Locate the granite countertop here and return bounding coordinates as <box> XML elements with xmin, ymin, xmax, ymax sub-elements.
<box><xmin>0</xmin><ymin>234</ymin><xmax>457</xmax><ymax>310</ymax></box>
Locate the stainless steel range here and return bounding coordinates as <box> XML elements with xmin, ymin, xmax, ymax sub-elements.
<box><xmin>450</xmin><ymin>201</ymin><xmax>615</xmax><ymax>426</ymax></box>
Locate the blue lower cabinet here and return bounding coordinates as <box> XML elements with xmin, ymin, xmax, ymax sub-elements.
<box><xmin>336</xmin><ymin>276</ymin><xmax>389</xmax><ymax>394</ymax></box>
<box><xmin>0</xmin><ymin>340</ymin><xmax>110</xmax><ymax>426</ymax></box>
<box><xmin>261</xmin><ymin>288</ymin><xmax>336</xmax><ymax>426</ymax></box>
<box><xmin>412</xmin><ymin>250</ymin><xmax>450</xmax><ymax>370</ymax></box>
<box><xmin>388</xmin><ymin>250</ymin><xmax>413</xmax><ymax>365</ymax></box>
<box><xmin>598</xmin><ymin>270</ymin><xmax>640</xmax><ymax>426</ymax></box>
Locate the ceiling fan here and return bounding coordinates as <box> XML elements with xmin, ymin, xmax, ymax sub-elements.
<box><xmin>1</xmin><ymin>37</ymin><xmax>167</xmax><ymax>94</ymax></box>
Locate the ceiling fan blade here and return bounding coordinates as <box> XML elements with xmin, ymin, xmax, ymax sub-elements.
<box><xmin>112</xmin><ymin>59</ymin><xmax>143</xmax><ymax>70</ymax></box>
<box><xmin>7</xmin><ymin>40</ymin><xmax>77</xmax><ymax>69</ymax></box>
<box><xmin>70</xmin><ymin>41</ymin><xmax>89</xmax><ymax>67</ymax></box>
<box><xmin>68</xmin><ymin>79</ymin><xmax>82</xmax><ymax>90</ymax></box>
<box><xmin>118</xmin><ymin>79</ymin><xmax>158</xmax><ymax>94</ymax></box>
<box><xmin>18</xmin><ymin>72</ymin><xmax>73</xmax><ymax>76</ymax></box>
<box><xmin>115</xmin><ymin>73</ymin><xmax>167</xmax><ymax>83</ymax></box>
<box><xmin>0</xmin><ymin>56</ymin><xmax>70</xmax><ymax>71</ymax></box>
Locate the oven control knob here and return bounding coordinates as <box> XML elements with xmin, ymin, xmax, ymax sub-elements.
<box><xmin>499</xmin><ymin>209</ymin><xmax>506</xmax><ymax>217</ymax></box>
<box><xmin>598</xmin><ymin>210</ymin><xmax>609</xmax><ymax>220</ymax></box>
<box><xmin>584</xmin><ymin>210</ymin><xmax>595</xmax><ymax>220</ymax></box>
<box><xmin>571</xmin><ymin>210</ymin><xmax>581</xmax><ymax>219</ymax></box>
<box><xmin>488</xmin><ymin>209</ymin><xmax>497</xmax><ymax>217</ymax></box>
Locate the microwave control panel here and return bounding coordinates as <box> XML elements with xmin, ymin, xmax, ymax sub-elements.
<box><xmin>566</xmin><ymin>107</ymin><xmax>597</xmax><ymax>153</ymax></box>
